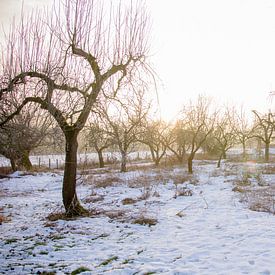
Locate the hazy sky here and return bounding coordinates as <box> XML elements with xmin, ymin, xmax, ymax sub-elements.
<box><xmin>1</xmin><ymin>0</ymin><xmax>275</xmax><ymax>120</ymax></box>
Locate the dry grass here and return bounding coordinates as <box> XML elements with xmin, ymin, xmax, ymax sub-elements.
<box><xmin>157</xmin><ymin>156</ymin><xmax>185</xmax><ymax>168</ymax></box>
<box><xmin>85</xmin><ymin>174</ymin><xmax>121</xmax><ymax>188</ymax></box>
<box><xmin>261</xmin><ymin>165</ymin><xmax>275</xmax><ymax>175</ymax></box>
<box><xmin>233</xmin><ymin>168</ymin><xmax>275</xmax><ymax>215</ymax></box>
<box><xmin>0</xmin><ymin>167</ymin><xmax>13</xmax><ymax>175</ymax></box>
<box><xmin>0</xmin><ymin>209</ymin><xmax>10</xmax><ymax>224</ymax></box>
<box><xmin>176</xmin><ymin>187</ymin><xmax>193</xmax><ymax>197</ymax></box>
<box><xmin>232</xmin><ymin>186</ymin><xmax>247</xmax><ymax>193</ymax></box>
<box><xmin>83</xmin><ymin>194</ymin><xmax>104</xmax><ymax>204</ymax></box>
<box><xmin>121</xmin><ymin>198</ymin><xmax>137</xmax><ymax>205</ymax></box>
<box><xmin>132</xmin><ymin>215</ymin><xmax>158</xmax><ymax>226</ymax></box>
<box><xmin>246</xmin><ymin>187</ymin><xmax>275</xmax><ymax>214</ymax></box>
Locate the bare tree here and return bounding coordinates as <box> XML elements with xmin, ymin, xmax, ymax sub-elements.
<box><xmin>99</xmin><ymin>89</ymin><xmax>150</xmax><ymax>172</ymax></box>
<box><xmin>213</xmin><ymin>109</ymin><xmax>237</xmax><ymax>168</ymax></box>
<box><xmin>0</xmin><ymin>104</ymin><xmax>50</xmax><ymax>171</ymax></box>
<box><xmin>180</xmin><ymin>96</ymin><xmax>216</xmax><ymax>173</ymax></box>
<box><xmin>234</xmin><ymin>107</ymin><xmax>254</xmax><ymax>160</ymax></box>
<box><xmin>167</xmin><ymin>120</ymin><xmax>191</xmax><ymax>163</ymax></box>
<box><xmin>138</xmin><ymin>120</ymin><xmax>170</xmax><ymax>166</ymax></box>
<box><xmin>0</xmin><ymin>0</ymin><xmax>152</xmax><ymax>216</ymax></box>
<box><xmin>251</xmin><ymin>110</ymin><xmax>275</xmax><ymax>162</ymax></box>
<box><xmin>85</xmin><ymin>115</ymin><xmax>114</xmax><ymax>168</ymax></box>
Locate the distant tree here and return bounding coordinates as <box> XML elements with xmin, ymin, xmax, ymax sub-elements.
<box><xmin>167</xmin><ymin>120</ymin><xmax>191</xmax><ymax>163</ymax></box>
<box><xmin>213</xmin><ymin>109</ymin><xmax>237</xmax><ymax>168</ymax></box>
<box><xmin>0</xmin><ymin>0</ymin><xmax>152</xmax><ymax>216</ymax></box>
<box><xmin>85</xmin><ymin>115</ymin><xmax>114</xmax><ymax>168</ymax></box>
<box><xmin>234</xmin><ymin>107</ymin><xmax>254</xmax><ymax>160</ymax></box>
<box><xmin>180</xmin><ymin>96</ymin><xmax>216</xmax><ymax>173</ymax></box>
<box><xmin>138</xmin><ymin>120</ymin><xmax>170</xmax><ymax>166</ymax></box>
<box><xmin>251</xmin><ymin>110</ymin><xmax>275</xmax><ymax>162</ymax></box>
<box><xmin>99</xmin><ymin>90</ymin><xmax>150</xmax><ymax>172</ymax></box>
<box><xmin>0</xmin><ymin>105</ymin><xmax>50</xmax><ymax>171</ymax></box>
<box><xmin>41</xmin><ymin>125</ymin><xmax>65</xmax><ymax>154</ymax></box>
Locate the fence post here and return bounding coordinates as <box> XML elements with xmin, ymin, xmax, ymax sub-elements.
<box><xmin>56</xmin><ymin>159</ymin><xmax>58</xmax><ymax>169</ymax></box>
<box><xmin>39</xmin><ymin>157</ymin><xmax>41</xmax><ymax>168</ymax></box>
<box><xmin>49</xmin><ymin>159</ymin><xmax>51</xmax><ymax>169</ymax></box>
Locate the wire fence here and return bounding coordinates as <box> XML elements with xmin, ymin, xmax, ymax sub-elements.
<box><xmin>0</xmin><ymin>151</ymin><xmax>151</xmax><ymax>169</ymax></box>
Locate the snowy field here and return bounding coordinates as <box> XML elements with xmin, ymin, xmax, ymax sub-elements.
<box><xmin>1</xmin><ymin>160</ymin><xmax>275</xmax><ymax>274</ymax></box>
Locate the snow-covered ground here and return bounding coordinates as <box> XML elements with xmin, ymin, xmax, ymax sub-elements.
<box><xmin>0</xmin><ymin>161</ymin><xmax>275</xmax><ymax>274</ymax></box>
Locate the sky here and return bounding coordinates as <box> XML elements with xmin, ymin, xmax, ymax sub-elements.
<box><xmin>1</xmin><ymin>0</ymin><xmax>275</xmax><ymax>120</ymax></box>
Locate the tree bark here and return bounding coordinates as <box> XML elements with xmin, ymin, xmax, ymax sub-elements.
<box><xmin>19</xmin><ymin>151</ymin><xmax>32</xmax><ymax>171</ymax></box>
<box><xmin>188</xmin><ymin>153</ymin><xmax>194</xmax><ymax>174</ymax></box>
<box><xmin>10</xmin><ymin>158</ymin><xmax>17</xmax><ymax>172</ymax></box>
<box><xmin>97</xmin><ymin>149</ymin><xmax>105</xmax><ymax>168</ymax></box>
<box><xmin>155</xmin><ymin>158</ymin><xmax>160</xmax><ymax>166</ymax></box>
<box><xmin>242</xmin><ymin>142</ymin><xmax>246</xmax><ymax>160</ymax></box>
<box><xmin>264</xmin><ymin>142</ymin><xmax>270</xmax><ymax>162</ymax></box>
<box><xmin>62</xmin><ymin>131</ymin><xmax>88</xmax><ymax>216</ymax></box>
<box><xmin>121</xmin><ymin>150</ymin><xmax>127</xmax><ymax>172</ymax></box>
<box><xmin>217</xmin><ymin>155</ymin><xmax>222</xmax><ymax>168</ymax></box>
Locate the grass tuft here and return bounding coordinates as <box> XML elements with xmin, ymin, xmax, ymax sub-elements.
<box><xmin>71</xmin><ymin>266</ymin><xmax>91</xmax><ymax>275</ymax></box>
<box><xmin>98</xmin><ymin>256</ymin><xmax>119</xmax><ymax>266</ymax></box>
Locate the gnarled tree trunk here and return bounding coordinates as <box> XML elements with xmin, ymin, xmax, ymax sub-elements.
<box><xmin>19</xmin><ymin>150</ymin><xmax>32</xmax><ymax>171</ymax></box>
<box><xmin>62</xmin><ymin>131</ymin><xmax>87</xmax><ymax>216</ymax></box>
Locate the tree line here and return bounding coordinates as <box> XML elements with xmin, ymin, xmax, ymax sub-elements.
<box><xmin>1</xmin><ymin>91</ymin><xmax>274</xmax><ymax>173</ymax></box>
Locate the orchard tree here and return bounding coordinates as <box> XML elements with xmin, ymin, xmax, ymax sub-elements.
<box><xmin>167</xmin><ymin>120</ymin><xmax>191</xmax><ymax>163</ymax></box>
<box><xmin>98</xmin><ymin>89</ymin><xmax>150</xmax><ymax>172</ymax></box>
<box><xmin>251</xmin><ymin>110</ymin><xmax>275</xmax><ymax>162</ymax></box>
<box><xmin>180</xmin><ymin>96</ymin><xmax>216</xmax><ymax>173</ymax></box>
<box><xmin>98</xmin><ymin>90</ymin><xmax>150</xmax><ymax>172</ymax></box>
<box><xmin>234</xmin><ymin>107</ymin><xmax>254</xmax><ymax>160</ymax></box>
<box><xmin>139</xmin><ymin>120</ymin><xmax>170</xmax><ymax>166</ymax></box>
<box><xmin>0</xmin><ymin>105</ymin><xmax>50</xmax><ymax>171</ymax></box>
<box><xmin>0</xmin><ymin>0</ymin><xmax>152</xmax><ymax>216</ymax></box>
<box><xmin>213</xmin><ymin>109</ymin><xmax>237</xmax><ymax>168</ymax></box>
<box><xmin>85</xmin><ymin>114</ymin><xmax>114</xmax><ymax>168</ymax></box>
